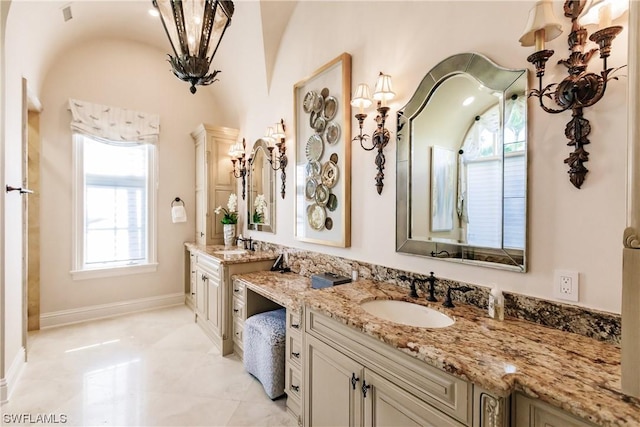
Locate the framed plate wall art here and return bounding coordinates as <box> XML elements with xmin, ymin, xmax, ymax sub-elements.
<box><xmin>294</xmin><ymin>52</ymin><xmax>351</xmax><ymax>247</ymax></box>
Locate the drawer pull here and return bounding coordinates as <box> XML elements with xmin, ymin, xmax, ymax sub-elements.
<box><xmin>233</xmin><ymin>309</ymin><xmax>239</xmax><ymax>313</ymax></box>
<box><xmin>291</xmin><ymin>385</ymin><xmax>300</xmax><ymax>392</ymax></box>
<box><xmin>292</xmin><ymin>352</ymin><xmax>300</xmax><ymax>358</ymax></box>
<box><xmin>291</xmin><ymin>323</ymin><xmax>300</xmax><ymax>329</ymax></box>
<box><xmin>234</xmin><ymin>289</ymin><xmax>240</xmax><ymax>293</ymax></box>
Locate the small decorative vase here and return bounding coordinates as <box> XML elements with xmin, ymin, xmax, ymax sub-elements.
<box><xmin>223</xmin><ymin>223</ymin><xmax>236</xmax><ymax>248</ymax></box>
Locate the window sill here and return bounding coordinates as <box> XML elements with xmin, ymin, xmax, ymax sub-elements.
<box><xmin>71</xmin><ymin>263</ymin><xmax>158</xmax><ymax>280</ymax></box>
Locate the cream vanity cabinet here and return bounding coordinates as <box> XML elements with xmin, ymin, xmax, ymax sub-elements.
<box><xmin>191</xmin><ymin>124</ymin><xmax>239</xmax><ymax>245</ymax></box>
<box><xmin>513</xmin><ymin>394</ymin><xmax>597</xmax><ymax>427</ymax></box>
<box><xmin>304</xmin><ymin>309</ymin><xmax>509</xmax><ymax>427</ymax></box>
<box><xmin>285</xmin><ymin>309</ymin><xmax>304</xmax><ymax>425</ymax></box>
<box><xmin>189</xmin><ymin>251</ymin><xmax>275</xmax><ymax>355</ymax></box>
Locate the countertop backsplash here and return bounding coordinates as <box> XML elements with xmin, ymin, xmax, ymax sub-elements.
<box><xmin>252</xmin><ymin>240</ymin><xmax>621</xmax><ymax>345</ymax></box>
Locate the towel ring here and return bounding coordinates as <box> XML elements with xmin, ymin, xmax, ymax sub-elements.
<box><xmin>171</xmin><ymin>197</ymin><xmax>185</xmax><ymax>207</ymax></box>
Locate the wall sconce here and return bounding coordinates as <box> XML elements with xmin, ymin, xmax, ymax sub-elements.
<box><xmin>351</xmin><ymin>72</ymin><xmax>395</xmax><ymax>194</ymax></box>
<box><xmin>152</xmin><ymin>0</ymin><xmax>234</xmax><ymax>94</ymax></box>
<box><xmin>229</xmin><ymin>138</ymin><xmax>249</xmax><ymax>200</ymax></box>
<box><xmin>520</xmin><ymin>0</ymin><xmax>627</xmax><ymax>189</ymax></box>
<box><xmin>264</xmin><ymin>119</ymin><xmax>288</xmax><ymax>199</ymax></box>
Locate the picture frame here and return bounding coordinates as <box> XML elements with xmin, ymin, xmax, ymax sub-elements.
<box><xmin>293</xmin><ymin>53</ymin><xmax>351</xmax><ymax>247</ymax></box>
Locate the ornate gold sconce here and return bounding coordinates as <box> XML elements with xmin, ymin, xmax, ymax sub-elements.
<box><xmin>351</xmin><ymin>73</ymin><xmax>395</xmax><ymax>194</ymax></box>
<box><xmin>264</xmin><ymin>119</ymin><xmax>288</xmax><ymax>199</ymax></box>
<box><xmin>520</xmin><ymin>0</ymin><xmax>627</xmax><ymax>189</ymax></box>
<box><xmin>229</xmin><ymin>138</ymin><xmax>249</xmax><ymax>200</ymax></box>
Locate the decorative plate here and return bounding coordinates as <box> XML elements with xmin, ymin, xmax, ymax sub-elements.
<box><xmin>313</xmin><ymin>116</ymin><xmax>327</xmax><ymax>133</ymax></box>
<box><xmin>321</xmin><ymin>161</ymin><xmax>339</xmax><ymax>188</ymax></box>
<box><xmin>312</xmin><ymin>93</ymin><xmax>324</xmax><ymax>113</ymax></box>
<box><xmin>305</xmin><ymin>134</ymin><xmax>324</xmax><ymax>162</ymax></box>
<box><xmin>324</xmin><ymin>217</ymin><xmax>333</xmax><ymax>230</ymax></box>
<box><xmin>325</xmin><ymin>121</ymin><xmax>341</xmax><ymax>145</ymax></box>
<box><xmin>305</xmin><ymin>160</ymin><xmax>321</xmax><ymax>177</ymax></box>
<box><xmin>327</xmin><ymin>193</ymin><xmax>338</xmax><ymax>212</ymax></box>
<box><xmin>305</xmin><ymin>177</ymin><xmax>318</xmax><ymax>200</ymax></box>
<box><xmin>330</xmin><ymin>153</ymin><xmax>339</xmax><ymax>164</ymax></box>
<box><xmin>303</xmin><ymin>91</ymin><xmax>317</xmax><ymax>114</ymax></box>
<box><xmin>315</xmin><ymin>184</ymin><xmax>330</xmax><ymax>206</ymax></box>
<box><xmin>323</xmin><ymin>96</ymin><xmax>338</xmax><ymax>120</ymax></box>
<box><xmin>310</xmin><ymin>110</ymin><xmax>318</xmax><ymax>128</ymax></box>
<box><xmin>307</xmin><ymin>203</ymin><xmax>326</xmax><ymax>231</ymax></box>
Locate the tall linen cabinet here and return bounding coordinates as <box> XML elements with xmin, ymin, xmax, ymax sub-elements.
<box><xmin>191</xmin><ymin>124</ymin><xmax>240</xmax><ymax>245</ymax></box>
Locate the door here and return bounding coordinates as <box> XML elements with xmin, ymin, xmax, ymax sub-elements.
<box><xmin>305</xmin><ymin>334</ymin><xmax>363</xmax><ymax>427</ymax></box>
<box><xmin>363</xmin><ymin>369</ymin><xmax>465</xmax><ymax>427</ymax></box>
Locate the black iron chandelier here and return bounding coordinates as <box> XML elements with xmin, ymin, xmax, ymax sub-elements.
<box><xmin>153</xmin><ymin>0</ymin><xmax>234</xmax><ymax>94</ymax></box>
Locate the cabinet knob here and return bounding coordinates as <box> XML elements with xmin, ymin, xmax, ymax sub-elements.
<box><xmin>234</xmin><ymin>289</ymin><xmax>240</xmax><ymax>293</ymax></box>
<box><xmin>292</xmin><ymin>352</ymin><xmax>300</xmax><ymax>358</ymax></box>
<box><xmin>362</xmin><ymin>380</ymin><xmax>371</xmax><ymax>398</ymax></box>
<box><xmin>200</xmin><ymin>232</ymin><xmax>205</xmax><ymax>237</ymax></box>
<box><xmin>351</xmin><ymin>373</ymin><xmax>359</xmax><ymax>390</ymax></box>
<box><xmin>291</xmin><ymin>385</ymin><xmax>300</xmax><ymax>392</ymax></box>
<box><xmin>233</xmin><ymin>309</ymin><xmax>239</xmax><ymax>313</ymax></box>
<box><xmin>291</xmin><ymin>323</ymin><xmax>300</xmax><ymax>329</ymax></box>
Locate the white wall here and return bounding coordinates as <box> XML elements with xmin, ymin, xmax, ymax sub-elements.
<box><xmin>222</xmin><ymin>1</ymin><xmax>628</xmax><ymax>314</ymax></box>
<box><xmin>38</xmin><ymin>38</ymin><xmax>230</xmax><ymax>315</ymax></box>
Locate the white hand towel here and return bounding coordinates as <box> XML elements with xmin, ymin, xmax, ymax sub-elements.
<box><xmin>172</xmin><ymin>205</ymin><xmax>187</xmax><ymax>223</ymax></box>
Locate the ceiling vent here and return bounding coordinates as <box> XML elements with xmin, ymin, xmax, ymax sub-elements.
<box><xmin>62</xmin><ymin>4</ymin><xmax>73</xmax><ymax>22</ymax></box>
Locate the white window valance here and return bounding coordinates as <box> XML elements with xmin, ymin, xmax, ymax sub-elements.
<box><xmin>68</xmin><ymin>99</ymin><xmax>160</xmax><ymax>144</ymax></box>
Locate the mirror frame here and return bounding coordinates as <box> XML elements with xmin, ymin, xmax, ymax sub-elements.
<box><xmin>396</xmin><ymin>52</ymin><xmax>528</xmax><ymax>272</ymax></box>
<box><xmin>247</xmin><ymin>139</ymin><xmax>276</xmax><ymax>233</ymax></box>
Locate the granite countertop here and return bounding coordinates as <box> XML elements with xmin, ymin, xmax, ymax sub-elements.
<box><xmin>233</xmin><ymin>271</ymin><xmax>312</xmax><ymax>312</ymax></box>
<box><xmin>234</xmin><ymin>272</ymin><xmax>640</xmax><ymax>427</ymax></box>
<box><xmin>185</xmin><ymin>242</ymin><xmax>278</xmax><ymax>264</ymax></box>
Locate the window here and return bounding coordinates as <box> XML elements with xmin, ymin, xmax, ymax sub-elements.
<box><xmin>72</xmin><ymin>134</ymin><xmax>157</xmax><ymax>279</ymax></box>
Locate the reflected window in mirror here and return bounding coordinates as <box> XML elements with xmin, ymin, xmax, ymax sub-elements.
<box><xmin>396</xmin><ymin>53</ymin><xmax>527</xmax><ymax>271</ymax></box>
<box><xmin>248</xmin><ymin>139</ymin><xmax>276</xmax><ymax>233</ymax></box>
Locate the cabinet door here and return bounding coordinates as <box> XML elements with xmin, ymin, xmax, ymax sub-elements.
<box><xmin>363</xmin><ymin>369</ymin><xmax>465</xmax><ymax>427</ymax></box>
<box><xmin>305</xmin><ymin>335</ymin><xmax>363</xmax><ymax>427</ymax></box>
<box><xmin>195</xmin><ymin>268</ymin><xmax>207</xmax><ymax>318</ymax></box>
<box><xmin>514</xmin><ymin>394</ymin><xmax>597</xmax><ymax>427</ymax></box>
<box><xmin>207</xmin><ymin>276</ymin><xmax>220</xmax><ymax>331</ymax></box>
<box><xmin>194</xmin><ymin>138</ymin><xmax>208</xmax><ymax>245</ymax></box>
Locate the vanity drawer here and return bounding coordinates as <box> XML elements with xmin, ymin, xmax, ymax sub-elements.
<box><xmin>287</xmin><ymin>309</ymin><xmax>302</xmax><ymax>332</ymax></box>
<box><xmin>286</xmin><ymin>332</ymin><xmax>303</xmax><ymax>367</ymax></box>
<box><xmin>233</xmin><ymin>319</ymin><xmax>244</xmax><ymax>346</ymax></box>
<box><xmin>232</xmin><ymin>297</ymin><xmax>245</xmax><ymax>320</ymax></box>
<box><xmin>197</xmin><ymin>254</ymin><xmax>220</xmax><ymax>279</ymax></box>
<box><xmin>232</xmin><ymin>279</ymin><xmax>245</xmax><ymax>298</ymax></box>
<box><xmin>286</xmin><ymin>364</ymin><xmax>302</xmax><ymax>401</ymax></box>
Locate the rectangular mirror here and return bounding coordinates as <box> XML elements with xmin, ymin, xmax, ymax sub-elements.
<box><xmin>396</xmin><ymin>53</ymin><xmax>527</xmax><ymax>271</ymax></box>
<box><xmin>248</xmin><ymin>139</ymin><xmax>276</xmax><ymax>233</ymax></box>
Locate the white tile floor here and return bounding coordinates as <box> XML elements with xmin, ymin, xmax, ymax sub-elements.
<box><xmin>0</xmin><ymin>305</ymin><xmax>297</xmax><ymax>426</ymax></box>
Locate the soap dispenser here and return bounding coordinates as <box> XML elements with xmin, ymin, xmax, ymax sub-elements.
<box><xmin>488</xmin><ymin>287</ymin><xmax>504</xmax><ymax>321</ymax></box>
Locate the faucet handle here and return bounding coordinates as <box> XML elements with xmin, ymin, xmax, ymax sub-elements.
<box><xmin>443</xmin><ymin>285</ymin><xmax>472</xmax><ymax>308</ymax></box>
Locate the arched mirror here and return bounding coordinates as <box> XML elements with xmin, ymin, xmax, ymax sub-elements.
<box><xmin>396</xmin><ymin>53</ymin><xmax>527</xmax><ymax>271</ymax></box>
<box><xmin>248</xmin><ymin>139</ymin><xmax>276</xmax><ymax>233</ymax></box>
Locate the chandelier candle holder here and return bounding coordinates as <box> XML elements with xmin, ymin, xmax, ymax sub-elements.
<box><xmin>153</xmin><ymin>0</ymin><xmax>234</xmax><ymax>94</ymax></box>
<box><xmin>351</xmin><ymin>73</ymin><xmax>395</xmax><ymax>194</ymax></box>
<box><xmin>520</xmin><ymin>0</ymin><xmax>627</xmax><ymax>189</ymax></box>
<box><xmin>264</xmin><ymin>119</ymin><xmax>288</xmax><ymax>199</ymax></box>
<box><xmin>229</xmin><ymin>138</ymin><xmax>249</xmax><ymax>200</ymax></box>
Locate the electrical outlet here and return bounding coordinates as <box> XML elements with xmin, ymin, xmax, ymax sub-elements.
<box><xmin>554</xmin><ymin>269</ymin><xmax>579</xmax><ymax>302</ymax></box>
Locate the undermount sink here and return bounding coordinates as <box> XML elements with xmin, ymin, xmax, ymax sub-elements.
<box><xmin>213</xmin><ymin>249</ymin><xmax>247</xmax><ymax>255</ymax></box>
<box><xmin>360</xmin><ymin>300</ymin><xmax>454</xmax><ymax>328</ymax></box>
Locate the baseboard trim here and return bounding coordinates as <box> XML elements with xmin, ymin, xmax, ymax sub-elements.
<box><xmin>0</xmin><ymin>346</ymin><xmax>26</xmax><ymax>403</ymax></box>
<box><xmin>40</xmin><ymin>293</ymin><xmax>184</xmax><ymax>329</ymax></box>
